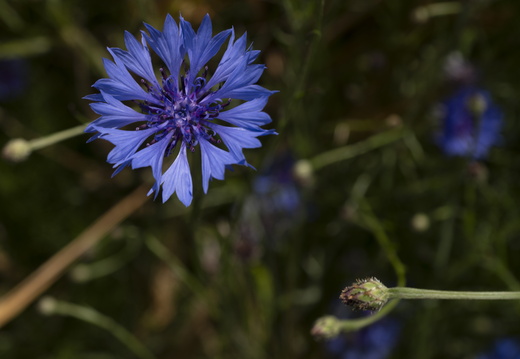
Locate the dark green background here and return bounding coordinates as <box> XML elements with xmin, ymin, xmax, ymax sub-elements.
<box><xmin>1</xmin><ymin>0</ymin><xmax>520</xmax><ymax>358</ymax></box>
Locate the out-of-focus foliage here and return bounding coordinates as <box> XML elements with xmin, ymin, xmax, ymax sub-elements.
<box><xmin>1</xmin><ymin>0</ymin><xmax>520</xmax><ymax>358</ymax></box>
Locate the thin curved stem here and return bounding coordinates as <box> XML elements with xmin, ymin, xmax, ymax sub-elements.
<box><xmin>338</xmin><ymin>299</ymin><xmax>400</xmax><ymax>332</ymax></box>
<box><xmin>40</xmin><ymin>297</ymin><xmax>156</xmax><ymax>359</ymax></box>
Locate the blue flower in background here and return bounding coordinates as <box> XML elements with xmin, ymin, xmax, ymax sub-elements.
<box><xmin>476</xmin><ymin>338</ymin><xmax>520</xmax><ymax>359</ymax></box>
<box><xmin>235</xmin><ymin>151</ymin><xmax>302</xmax><ymax>256</ymax></box>
<box><xmin>437</xmin><ymin>87</ymin><xmax>502</xmax><ymax>160</ymax></box>
<box><xmin>0</xmin><ymin>59</ymin><xmax>28</xmax><ymax>101</ymax></box>
<box><xmin>253</xmin><ymin>151</ymin><xmax>300</xmax><ymax>215</ymax></box>
<box><xmin>85</xmin><ymin>14</ymin><xmax>276</xmax><ymax>206</ymax></box>
<box><xmin>326</xmin><ymin>317</ymin><xmax>400</xmax><ymax>359</ymax></box>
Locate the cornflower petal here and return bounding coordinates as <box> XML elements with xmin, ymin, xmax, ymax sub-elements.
<box><xmin>199</xmin><ymin>138</ymin><xmax>236</xmax><ymax>193</ymax></box>
<box><xmin>131</xmin><ymin>132</ymin><xmax>173</xmax><ymax>197</ymax></box>
<box><xmin>201</xmin><ymin>32</ymin><xmax>259</xmax><ymax>93</ymax></box>
<box><xmin>142</xmin><ymin>14</ymin><xmax>184</xmax><ymax>81</ymax></box>
<box><xmin>109</xmin><ymin>31</ymin><xmax>158</xmax><ymax>86</ymax></box>
<box><xmin>208</xmin><ymin>123</ymin><xmax>273</xmax><ymax>165</ymax></box>
<box><xmin>93</xmin><ymin>57</ymin><xmax>159</xmax><ymax>104</ymax></box>
<box><xmin>221</xmin><ymin>84</ymin><xmax>276</xmax><ymax>101</ymax></box>
<box><xmin>87</xmin><ymin>92</ymin><xmax>149</xmax><ymax>130</ymax></box>
<box><xmin>217</xmin><ymin>96</ymin><xmax>273</xmax><ymax>129</ymax></box>
<box><xmin>180</xmin><ymin>14</ymin><xmax>232</xmax><ymax>82</ymax></box>
<box><xmin>161</xmin><ymin>143</ymin><xmax>193</xmax><ymax>206</ymax></box>
<box><xmin>202</xmin><ymin>60</ymin><xmax>266</xmax><ymax>103</ymax></box>
<box><xmin>92</xmin><ymin>126</ymin><xmax>158</xmax><ymax>167</ymax></box>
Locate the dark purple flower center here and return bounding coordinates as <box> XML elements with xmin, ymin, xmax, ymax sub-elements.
<box><xmin>137</xmin><ymin>67</ymin><xmax>227</xmax><ymax>156</ymax></box>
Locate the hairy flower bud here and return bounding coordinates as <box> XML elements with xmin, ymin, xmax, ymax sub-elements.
<box><xmin>311</xmin><ymin>315</ymin><xmax>342</xmax><ymax>340</ymax></box>
<box><xmin>340</xmin><ymin>277</ymin><xmax>389</xmax><ymax>312</ymax></box>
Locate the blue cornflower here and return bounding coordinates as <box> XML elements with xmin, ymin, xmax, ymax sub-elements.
<box><xmin>436</xmin><ymin>87</ymin><xmax>502</xmax><ymax>159</ymax></box>
<box><xmin>85</xmin><ymin>14</ymin><xmax>276</xmax><ymax>206</ymax></box>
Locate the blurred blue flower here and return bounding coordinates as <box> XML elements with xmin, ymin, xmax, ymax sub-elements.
<box><xmin>326</xmin><ymin>317</ymin><xmax>400</xmax><ymax>359</ymax></box>
<box><xmin>476</xmin><ymin>338</ymin><xmax>520</xmax><ymax>359</ymax></box>
<box><xmin>436</xmin><ymin>87</ymin><xmax>502</xmax><ymax>159</ymax></box>
<box><xmin>0</xmin><ymin>59</ymin><xmax>28</xmax><ymax>101</ymax></box>
<box><xmin>85</xmin><ymin>14</ymin><xmax>276</xmax><ymax>206</ymax></box>
<box><xmin>234</xmin><ymin>152</ymin><xmax>302</xmax><ymax>259</ymax></box>
<box><xmin>253</xmin><ymin>152</ymin><xmax>300</xmax><ymax>215</ymax></box>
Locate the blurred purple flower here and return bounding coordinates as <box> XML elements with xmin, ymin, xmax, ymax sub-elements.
<box><xmin>443</xmin><ymin>52</ymin><xmax>476</xmax><ymax>85</ymax></box>
<box><xmin>0</xmin><ymin>59</ymin><xmax>28</xmax><ymax>101</ymax></box>
<box><xmin>436</xmin><ymin>87</ymin><xmax>502</xmax><ymax>159</ymax></box>
<box><xmin>234</xmin><ymin>152</ymin><xmax>302</xmax><ymax>260</ymax></box>
<box><xmin>476</xmin><ymin>338</ymin><xmax>520</xmax><ymax>359</ymax></box>
<box><xmin>252</xmin><ymin>152</ymin><xmax>300</xmax><ymax>214</ymax></box>
<box><xmin>326</xmin><ymin>317</ymin><xmax>400</xmax><ymax>359</ymax></box>
<box><xmin>85</xmin><ymin>14</ymin><xmax>276</xmax><ymax>206</ymax></box>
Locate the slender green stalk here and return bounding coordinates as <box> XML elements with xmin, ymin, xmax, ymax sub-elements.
<box><xmin>388</xmin><ymin>287</ymin><xmax>520</xmax><ymax>300</ymax></box>
<box><xmin>339</xmin><ymin>299</ymin><xmax>399</xmax><ymax>331</ymax></box>
<box><xmin>2</xmin><ymin>123</ymin><xmax>87</xmax><ymax>162</ymax></box>
<box><xmin>145</xmin><ymin>235</ymin><xmax>213</xmax><ymax>315</ymax></box>
<box><xmin>413</xmin><ymin>2</ymin><xmax>462</xmax><ymax>22</ymax></box>
<box><xmin>309</xmin><ymin>128</ymin><xmax>405</xmax><ymax>171</ymax></box>
<box><xmin>0</xmin><ymin>37</ymin><xmax>51</xmax><ymax>58</ymax></box>
<box><xmin>29</xmin><ymin>123</ymin><xmax>87</xmax><ymax>151</ymax></box>
<box><xmin>70</xmin><ymin>232</ymin><xmax>142</xmax><ymax>283</ymax></box>
<box><xmin>311</xmin><ymin>300</ymin><xmax>399</xmax><ymax>339</ymax></box>
<box><xmin>0</xmin><ymin>0</ymin><xmax>24</xmax><ymax>31</ymax></box>
<box><xmin>358</xmin><ymin>201</ymin><xmax>406</xmax><ymax>288</ymax></box>
<box><xmin>293</xmin><ymin>0</ymin><xmax>325</xmax><ymax>100</ymax></box>
<box><xmin>39</xmin><ymin>297</ymin><xmax>156</xmax><ymax>359</ymax></box>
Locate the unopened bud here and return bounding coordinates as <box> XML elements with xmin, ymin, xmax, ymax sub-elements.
<box><xmin>293</xmin><ymin>159</ymin><xmax>314</xmax><ymax>187</ymax></box>
<box><xmin>467</xmin><ymin>93</ymin><xmax>487</xmax><ymax>117</ymax></box>
<box><xmin>38</xmin><ymin>296</ymin><xmax>57</xmax><ymax>315</ymax></box>
<box><xmin>311</xmin><ymin>315</ymin><xmax>342</xmax><ymax>340</ymax></box>
<box><xmin>2</xmin><ymin>138</ymin><xmax>32</xmax><ymax>162</ymax></box>
<box><xmin>411</xmin><ymin>213</ymin><xmax>430</xmax><ymax>232</ymax></box>
<box><xmin>340</xmin><ymin>277</ymin><xmax>389</xmax><ymax>312</ymax></box>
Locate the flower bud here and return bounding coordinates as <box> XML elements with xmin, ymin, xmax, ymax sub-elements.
<box><xmin>293</xmin><ymin>159</ymin><xmax>314</xmax><ymax>187</ymax></box>
<box><xmin>340</xmin><ymin>277</ymin><xmax>389</xmax><ymax>312</ymax></box>
<box><xmin>2</xmin><ymin>138</ymin><xmax>32</xmax><ymax>162</ymax></box>
<box><xmin>38</xmin><ymin>296</ymin><xmax>57</xmax><ymax>315</ymax></box>
<box><xmin>467</xmin><ymin>93</ymin><xmax>487</xmax><ymax>117</ymax></box>
<box><xmin>411</xmin><ymin>213</ymin><xmax>430</xmax><ymax>232</ymax></box>
<box><xmin>311</xmin><ymin>315</ymin><xmax>342</xmax><ymax>340</ymax></box>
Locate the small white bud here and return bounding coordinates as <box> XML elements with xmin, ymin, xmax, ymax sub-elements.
<box><xmin>2</xmin><ymin>138</ymin><xmax>32</xmax><ymax>162</ymax></box>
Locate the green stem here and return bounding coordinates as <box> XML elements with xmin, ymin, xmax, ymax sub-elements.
<box><xmin>144</xmin><ymin>236</ymin><xmax>215</xmax><ymax>316</ymax></box>
<box><xmin>413</xmin><ymin>2</ymin><xmax>462</xmax><ymax>22</ymax></box>
<box><xmin>3</xmin><ymin>123</ymin><xmax>88</xmax><ymax>162</ymax></box>
<box><xmin>309</xmin><ymin>128</ymin><xmax>405</xmax><ymax>171</ymax></box>
<box><xmin>29</xmin><ymin>123</ymin><xmax>87</xmax><ymax>151</ymax></box>
<box><xmin>39</xmin><ymin>297</ymin><xmax>156</xmax><ymax>359</ymax></box>
<box><xmin>388</xmin><ymin>287</ymin><xmax>520</xmax><ymax>300</ymax></box>
<box><xmin>293</xmin><ymin>0</ymin><xmax>325</xmax><ymax>99</ymax></box>
<box><xmin>359</xmin><ymin>201</ymin><xmax>406</xmax><ymax>287</ymax></box>
<box><xmin>338</xmin><ymin>299</ymin><xmax>399</xmax><ymax>332</ymax></box>
<box><xmin>70</xmin><ymin>232</ymin><xmax>142</xmax><ymax>283</ymax></box>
